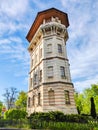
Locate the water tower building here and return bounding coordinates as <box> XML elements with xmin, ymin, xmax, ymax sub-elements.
<box><xmin>26</xmin><ymin>8</ymin><xmax>77</xmax><ymax>115</ymax></box>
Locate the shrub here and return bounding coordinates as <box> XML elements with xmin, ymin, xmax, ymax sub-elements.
<box><xmin>28</xmin><ymin>111</ymin><xmax>92</xmax><ymax>123</ymax></box>
<box><xmin>4</xmin><ymin>109</ymin><xmax>27</xmax><ymax>119</ymax></box>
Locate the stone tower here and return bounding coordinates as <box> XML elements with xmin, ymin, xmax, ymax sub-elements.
<box><xmin>26</xmin><ymin>8</ymin><xmax>77</xmax><ymax>115</ymax></box>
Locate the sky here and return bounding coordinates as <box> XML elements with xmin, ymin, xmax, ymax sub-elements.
<box><xmin>0</xmin><ymin>0</ymin><xmax>98</xmax><ymax>102</ymax></box>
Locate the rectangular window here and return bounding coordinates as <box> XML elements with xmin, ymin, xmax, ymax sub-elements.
<box><xmin>40</xmin><ymin>48</ymin><xmax>42</xmax><ymax>58</ymax></box>
<box><xmin>58</xmin><ymin>44</ymin><xmax>62</xmax><ymax>53</ymax></box>
<box><xmin>31</xmin><ymin>59</ymin><xmax>33</xmax><ymax>67</ymax></box>
<box><xmin>47</xmin><ymin>66</ymin><xmax>53</xmax><ymax>78</ymax></box>
<box><xmin>64</xmin><ymin>90</ymin><xmax>70</xmax><ymax>104</ymax></box>
<box><xmin>28</xmin><ymin>97</ymin><xmax>30</xmax><ymax>107</ymax></box>
<box><xmin>35</xmin><ymin>54</ymin><xmax>37</xmax><ymax>63</ymax></box>
<box><xmin>29</xmin><ymin>78</ymin><xmax>32</xmax><ymax>88</ymax></box>
<box><xmin>47</xmin><ymin>44</ymin><xmax>52</xmax><ymax>53</ymax></box>
<box><xmin>60</xmin><ymin>66</ymin><xmax>65</xmax><ymax>78</ymax></box>
<box><xmin>38</xmin><ymin>93</ymin><xmax>41</xmax><ymax>105</ymax></box>
<box><xmin>39</xmin><ymin>70</ymin><xmax>42</xmax><ymax>82</ymax></box>
<box><xmin>34</xmin><ymin>74</ymin><xmax>37</xmax><ymax>85</ymax></box>
<box><xmin>32</xmin><ymin>95</ymin><xmax>35</xmax><ymax>106</ymax></box>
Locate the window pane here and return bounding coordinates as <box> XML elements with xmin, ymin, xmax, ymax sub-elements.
<box><xmin>31</xmin><ymin>59</ymin><xmax>33</xmax><ymax>67</ymax></box>
<box><xmin>39</xmin><ymin>70</ymin><xmax>42</xmax><ymax>82</ymax></box>
<box><xmin>47</xmin><ymin>66</ymin><xmax>53</xmax><ymax>78</ymax></box>
<box><xmin>34</xmin><ymin>74</ymin><xmax>37</xmax><ymax>85</ymax></box>
<box><xmin>30</xmin><ymin>78</ymin><xmax>32</xmax><ymax>87</ymax></box>
<box><xmin>60</xmin><ymin>66</ymin><xmax>65</xmax><ymax>78</ymax></box>
<box><xmin>28</xmin><ymin>97</ymin><xmax>30</xmax><ymax>107</ymax></box>
<box><xmin>64</xmin><ymin>90</ymin><xmax>70</xmax><ymax>104</ymax></box>
<box><xmin>47</xmin><ymin>44</ymin><xmax>52</xmax><ymax>53</ymax></box>
<box><xmin>38</xmin><ymin>93</ymin><xmax>41</xmax><ymax>105</ymax></box>
<box><xmin>32</xmin><ymin>95</ymin><xmax>35</xmax><ymax>106</ymax></box>
<box><xmin>58</xmin><ymin>44</ymin><xmax>62</xmax><ymax>53</ymax></box>
<box><xmin>48</xmin><ymin>89</ymin><xmax>55</xmax><ymax>105</ymax></box>
<box><xmin>40</xmin><ymin>48</ymin><xmax>42</xmax><ymax>58</ymax></box>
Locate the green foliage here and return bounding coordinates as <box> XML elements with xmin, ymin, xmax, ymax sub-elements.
<box><xmin>75</xmin><ymin>83</ymin><xmax>98</xmax><ymax>114</ymax></box>
<box><xmin>29</xmin><ymin>111</ymin><xmax>65</xmax><ymax>122</ymax></box>
<box><xmin>74</xmin><ymin>93</ymin><xmax>84</xmax><ymax>114</ymax></box>
<box><xmin>15</xmin><ymin>91</ymin><xmax>27</xmax><ymax>110</ymax></box>
<box><xmin>4</xmin><ymin>109</ymin><xmax>27</xmax><ymax>120</ymax></box>
<box><xmin>0</xmin><ymin>118</ymin><xmax>29</xmax><ymax>128</ymax></box>
<box><xmin>28</xmin><ymin>111</ymin><xmax>92</xmax><ymax>124</ymax></box>
<box><xmin>0</xmin><ymin>101</ymin><xmax>3</xmax><ymax>116</ymax></box>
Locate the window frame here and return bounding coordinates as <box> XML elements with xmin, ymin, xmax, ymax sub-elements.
<box><xmin>58</xmin><ymin>44</ymin><xmax>62</xmax><ymax>53</ymax></box>
<box><xmin>39</xmin><ymin>70</ymin><xmax>42</xmax><ymax>82</ymax></box>
<box><xmin>32</xmin><ymin>95</ymin><xmax>35</xmax><ymax>106</ymax></box>
<box><xmin>60</xmin><ymin>66</ymin><xmax>65</xmax><ymax>78</ymax></box>
<box><xmin>28</xmin><ymin>97</ymin><xmax>31</xmax><ymax>107</ymax></box>
<box><xmin>48</xmin><ymin>89</ymin><xmax>55</xmax><ymax>105</ymax></box>
<box><xmin>64</xmin><ymin>90</ymin><xmax>70</xmax><ymax>104</ymax></box>
<box><xmin>47</xmin><ymin>44</ymin><xmax>52</xmax><ymax>53</ymax></box>
<box><xmin>47</xmin><ymin>66</ymin><xmax>53</xmax><ymax>78</ymax></box>
<box><xmin>38</xmin><ymin>93</ymin><xmax>41</xmax><ymax>105</ymax></box>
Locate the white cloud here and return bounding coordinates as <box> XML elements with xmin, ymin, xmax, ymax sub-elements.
<box><xmin>0</xmin><ymin>0</ymin><xmax>29</xmax><ymax>19</ymax></box>
<box><xmin>63</xmin><ymin>0</ymin><xmax>98</xmax><ymax>91</ymax></box>
<box><xmin>74</xmin><ymin>75</ymin><xmax>98</xmax><ymax>92</ymax></box>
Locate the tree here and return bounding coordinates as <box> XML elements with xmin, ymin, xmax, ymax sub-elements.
<box><xmin>15</xmin><ymin>91</ymin><xmax>27</xmax><ymax>110</ymax></box>
<box><xmin>3</xmin><ymin>87</ymin><xmax>18</xmax><ymax>110</ymax></box>
<box><xmin>90</xmin><ymin>97</ymin><xmax>96</xmax><ymax>119</ymax></box>
<box><xmin>75</xmin><ymin>83</ymin><xmax>98</xmax><ymax>115</ymax></box>
<box><xmin>74</xmin><ymin>92</ymin><xmax>84</xmax><ymax>114</ymax></box>
<box><xmin>0</xmin><ymin>101</ymin><xmax>3</xmax><ymax>116</ymax></box>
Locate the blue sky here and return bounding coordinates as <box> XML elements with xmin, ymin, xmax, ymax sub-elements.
<box><xmin>0</xmin><ymin>0</ymin><xmax>98</xmax><ymax>102</ymax></box>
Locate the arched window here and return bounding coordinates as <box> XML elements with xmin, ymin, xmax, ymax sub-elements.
<box><xmin>48</xmin><ymin>89</ymin><xmax>55</xmax><ymax>105</ymax></box>
<box><xmin>64</xmin><ymin>90</ymin><xmax>70</xmax><ymax>104</ymax></box>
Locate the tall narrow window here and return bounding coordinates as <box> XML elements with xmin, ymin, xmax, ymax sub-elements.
<box><xmin>47</xmin><ymin>66</ymin><xmax>53</xmax><ymax>78</ymax></box>
<box><xmin>60</xmin><ymin>66</ymin><xmax>65</xmax><ymax>78</ymax></box>
<box><xmin>32</xmin><ymin>95</ymin><xmax>35</xmax><ymax>106</ymax></box>
<box><xmin>31</xmin><ymin>59</ymin><xmax>33</xmax><ymax>67</ymax></box>
<box><xmin>64</xmin><ymin>90</ymin><xmax>70</xmax><ymax>104</ymax></box>
<box><xmin>35</xmin><ymin>54</ymin><xmax>37</xmax><ymax>63</ymax></box>
<box><xmin>30</xmin><ymin>78</ymin><xmax>32</xmax><ymax>88</ymax></box>
<box><xmin>38</xmin><ymin>93</ymin><xmax>41</xmax><ymax>105</ymax></box>
<box><xmin>28</xmin><ymin>97</ymin><xmax>30</xmax><ymax>107</ymax></box>
<box><xmin>58</xmin><ymin>44</ymin><xmax>62</xmax><ymax>53</ymax></box>
<box><xmin>34</xmin><ymin>74</ymin><xmax>37</xmax><ymax>85</ymax></box>
<box><xmin>40</xmin><ymin>48</ymin><xmax>42</xmax><ymax>58</ymax></box>
<box><xmin>39</xmin><ymin>70</ymin><xmax>42</xmax><ymax>82</ymax></box>
<box><xmin>47</xmin><ymin>44</ymin><xmax>52</xmax><ymax>53</ymax></box>
<box><xmin>48</xmin><ymin>89</ymin><xmax>55</xmax><ymax>105</ymax></box>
